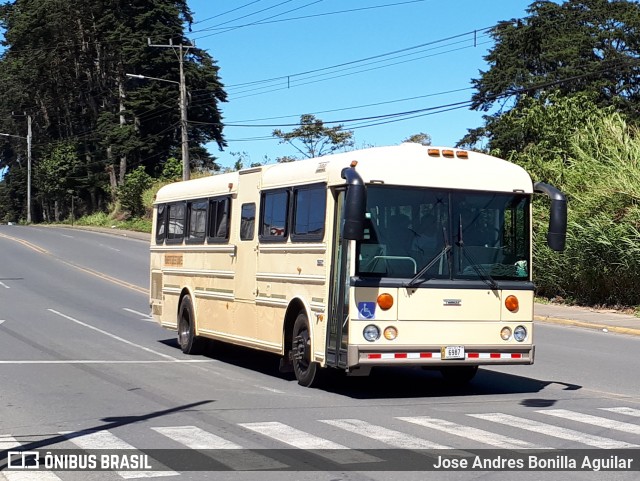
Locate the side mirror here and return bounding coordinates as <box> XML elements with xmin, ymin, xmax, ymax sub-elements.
<box><xmin>341</xmin><ymin>166</ymin><xmax>366</xmax><ymax>240</ymax></box>
<box><xmin>534</xmin><ymin>182</ymin><xmax>567</xmax><ymax>251</ymax></box>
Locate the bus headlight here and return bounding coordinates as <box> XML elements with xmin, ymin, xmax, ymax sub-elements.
<box><xmin>500</xmin><ymin>327</ymin><xmax>512</xmax><ymax>341</ymax></box>
<box><xmin>514</xmin><ymin>325</ymin><xmax>527</xmax><ymax>342</ymax></box>
<box><xmin>383</xmin><ymin>326</ymin><xmax>398</xmax><ymax>340</ymax></box>
<box><xmin>363</xmin><ymin>325</ymin><xmax>380</xmax><ymax>342</ymax></box>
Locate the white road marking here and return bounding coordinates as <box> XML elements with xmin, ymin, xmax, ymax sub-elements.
<box><xmin>0</xmin><ymin>281</ymin><xmax>10</xmax><ymax>288</ymax></box>
<box><xmin>600</xmin><ymin>407</ymin><xmax>640</xmax><ymax>418</ymax></box>
<box><xmin>397</xmin><ymin>416</ymin><xmax>544</xmax><ymax>449</ymax></box>
<box><xmin>99</xmin><ymin>243</ymin><xmax>121</xmax><ymax>252</ymax></box>
<box><xmin>321</xmin><ymin>418</ymin><xmax>451</xmax><ymax>449</ymax></box>
<box><xmin>152</xmin><ymin>426</ymin><xmax>286</xmax><ymax>470</ymax></box>
<box><xmin>123</xmin><ymin>308</ymin><xmax>155</xmax><ymax>322</ymax></box>
<box><xmin>470</xmin><ymin>412</ymin><xmax>638</xmax><ymax>449</ymax></box>
<box><xmin>61</xmin><ymin>430</ymin><xmax>177</xmax><ymax>478</ymax></box>
<box><xmin>540</xmin><ymin>409</ymin><xmax>640</xmax><ymax>435</ymax></box>
<box><xmin>47</xmin><ymin>309</ymin><xmax>179</xmax><ymax>361</ymax></box>
<box><xmin>123</xmin><ymin>308</ymin><xmax>152</xmax><ymax>318</ymax></box>
<box><xmin>239</xmin><ymin>421</ymin><xmax>381</xmax><ymax>465</ymax></box>
<box><xmin>255</xmin><ymin>385</ymin><xmax>285</xmax><ymax>394</ymax></box>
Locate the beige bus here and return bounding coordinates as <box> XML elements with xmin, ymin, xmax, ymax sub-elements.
<box><xmin>150</xmin><ymin>143</ymin><xmax>566</xmax><ymax>387</ymax></box>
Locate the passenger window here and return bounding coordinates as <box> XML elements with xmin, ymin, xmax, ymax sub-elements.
<box><xmin>187</xmin><ymin>200</ymin><xmax>207</xmax><ymax>243</ymax></box>
<box><xmin>240</xmin><ymin>203</ymin><xmax>256</xmax><ymax>241</ymax></box>
<box><xmin>208</xmin><ymin>197</ymin><xmax>231</xmax><ymax>242</ymax></box>
<box><xmin>292</xmin><ymin>184</ymin><xmax>326</xmax><ymax>241</ymax></box>
<box><xmin>167</xmin><ymin>202</ymin><xmax>185</xmax><ymax>243</ymax></box>
<box><xmin>261</xmin><ymin>190</ymin><xmax>289</xmax><ymax>240</ymax></box>
<box><xmin>155</xmin><ymin>204</ymin><xmax>167</xmax><ymax>244</ymax></box>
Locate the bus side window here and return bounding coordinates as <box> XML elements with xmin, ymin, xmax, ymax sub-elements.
<box><xmin>155</xmin><ymin>204</ymin><xmax>167</xmax><ymax>244</ymax></box>
<box><xmin>208</xmin><ymin>197</ymin><xmax>231</xmax><ymax>242</ymax></box>
<box><xmin>240</xmin><ymin>203</ymin><xmax>256</xmax><ymax>241</ymax></box>
<box><xmin>292</xmin><ymin>184</ymin><xmax>326</xmax><ymax>242</ymax></box>
<box><xmin>260</xmin><ymin>190</ymin><xmax>289</xmax><ymax>240</ymax></box>
<box><xmin>166</xmin><ymin>202</ymin><xmax>186</xmax><ymax>244</ymax></box>
<box><xmin>187</xmin><ymin>199</ymin><xmax>207</xmax><ymax>244</ymax></box>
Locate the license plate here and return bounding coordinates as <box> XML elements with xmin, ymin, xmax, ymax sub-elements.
<box><xmin>441</xmin><ymin>346</ymin><xmax>465</xmax><ymax>360</ymax></box>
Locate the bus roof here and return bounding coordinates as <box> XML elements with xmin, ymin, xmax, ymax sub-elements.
<box><xmin>154</xmin><ymin>144</ymin><xmax>533</xmax><ymax>204</ymax></box>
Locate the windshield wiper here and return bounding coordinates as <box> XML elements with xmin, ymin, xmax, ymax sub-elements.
<box><xmin>407</xmin><ymin>226</ymin><xmax>451</xmax><ymax>287</ymax></box>
<box><xmin>456</xmin><ymin>215</ymin><xmax>499</xmax><ymax>291</ymax></box>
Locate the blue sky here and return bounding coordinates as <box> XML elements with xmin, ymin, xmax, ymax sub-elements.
<box><xmin>186</xmin><ymin>0</ymin><xmax>534</xmax><ymax>169</ymax></box>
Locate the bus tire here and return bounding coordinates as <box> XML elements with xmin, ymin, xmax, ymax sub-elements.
<box><xmin>292</xmin><ymin>312</ymin><xmax>319</xmax><ymax>387</ymax></box>
<box><xmin>177</xmin><ymin>295</ymin><xmax>202</xmax><ymax>355</ymax></box>
<box><xmin>440</xmin><ymin>365</ymin><xmax>478</xmax><ymax>385</ymax></box>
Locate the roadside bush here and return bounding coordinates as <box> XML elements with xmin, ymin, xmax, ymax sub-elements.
<box><xmin>118</xmin><ymin>166</ymin><xmax>153</xmax><ymax>217</ymax></box>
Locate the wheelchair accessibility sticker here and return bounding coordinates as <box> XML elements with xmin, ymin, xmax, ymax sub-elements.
<box><xmin>357</xmin><ymin>302</ymin><xmax>376</xmax><ymax>319</ymax></box>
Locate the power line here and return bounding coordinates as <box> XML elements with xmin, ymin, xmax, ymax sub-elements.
<box><xmin>191</xmin><ymin>0</ymin><xmax>430</xmax><ymax>37</ymax></box>
<box><xmin>193</xmin><ymin>0</ymin><xmax>323</xmax><ymax>38</ymax></box>
<box><xmin>226</xmin><ymin>29</ymin><xmax>492</xmax><ymax>91</ymax></box>
<box><xmin>229</xmin><ymin>40</ymin><xmax>493</xmax><ymax>100</ymax></box>
<box><xmin>126</xmin><ymin>27</ymin><xmax>493</xmax><ymax>126</ymax></box>
<box><xmin>191</xmin><ymin>0</ymin><xmax>265</xmax><ymax>25</ymax></box>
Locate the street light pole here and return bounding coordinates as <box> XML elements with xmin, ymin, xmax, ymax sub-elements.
<box><xmin>145</xmin><ymin>38</ymin><xmax>194</xmax><ymax>181</ymax></box>
<box><xmin>126</xmin><ymin>68</ymin><xmax>190</xmax><ymax>181</ymax></box>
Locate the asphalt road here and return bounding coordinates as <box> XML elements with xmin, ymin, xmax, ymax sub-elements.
<box><xmin>0</xmin><ymin>225</ymin><xmax>639</xmax><ymax>481</ymax></box>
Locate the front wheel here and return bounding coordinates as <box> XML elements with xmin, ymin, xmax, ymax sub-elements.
<box><xmin>177</xmin><ymin>295</ymin><xmax>203</xmax><ymax>354</ymax></box>
<box><xmin>440</xmin><ymin>365</ymin><xmax>478</xmax><ymax>385</ymax></box>
<box><xmin>291</xmin><ymin>312</ymin><xmax>319</xmax><ymax>387</ymax></box>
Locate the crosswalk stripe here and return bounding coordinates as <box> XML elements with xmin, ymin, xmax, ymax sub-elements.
<box><xmin>0</xmin><ymin>435</ymin><xmax>62</xmax><ymax>481</ymax></box>
<box><xmin>151</xmin><ymin>426</ymin><xmax>286</xmax><ymax>470</ymax></box>
<box><xmin>320</xmin><ymin>419</ymin><xmax>451</xmax><ymax>449</ymax></box>
<box><xmin>397</xmin><ymin>416</ymin><xmax>545</xmax><ymax>449</ymax></box>
<box><xmin>60</xmin><ymin>430</ymin><xmax>177</xmax><ymax>478</ymax></box>
<box><xmin>239</xmin><ymin>421</ymin><xmax>381</xmax><ymax>465</ymax></box>
<box><xmin>1</xmin><ymin>470</ymin><xmax>63</xmax><ymax>481</ymax></box>
<box><xmin>600</xmin><ymin>407</ymin><xmax>640</xmax><ymax>418</ymax></box>
<box><xmin>540</xmin><ymin>409</ymin><xmax>640</xmax><ymax>435</ymax></box>
<box><xmin>469</xmin><ymin>413</ymin><xmax>638</xmax><ymax>449</ymax></box>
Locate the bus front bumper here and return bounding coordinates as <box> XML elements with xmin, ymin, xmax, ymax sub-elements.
<box><xmin>348</xmin><ymin>344</ymin><xmax>534</xmax><ymax>368</ymax></box>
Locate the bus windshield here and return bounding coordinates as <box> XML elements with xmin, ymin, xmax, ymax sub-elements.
<box><xmin>356</xmin><ymin>186</ymin><xmax>530</xmax><ymax>282</ymax></box>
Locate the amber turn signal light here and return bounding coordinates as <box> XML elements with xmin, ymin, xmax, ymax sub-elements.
<box><xmin>505</xmin><ymin>295</ymin><xmax>519</xmax><ymax>312</ymax></box>
<box><xmin>377</xmin><ymin>293</ymin><xmax>394</xmax><ymax>310</ymax></box>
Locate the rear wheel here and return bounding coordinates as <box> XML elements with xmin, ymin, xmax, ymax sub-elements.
<box><xmin>292</xmin><ymin>312</ymin><xmax>319</xmax><ymax>387</ymax></box>
<box><xmin>440</xmin><ymin>365</ymin><xmax>478</xmax><ymax>385</ymax></box>
<box><xmin>177</xmin><ymin>295</ymin><xmax>203</xmax><ymax>354</ymax></box>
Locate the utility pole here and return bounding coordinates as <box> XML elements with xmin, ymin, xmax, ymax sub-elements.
<box><xmin>148</xmin><ymin>38</ymin><xmax>194</xmax><ymax>181</ymax></box>
<box><xmin>27</xmin><ymin>114</ymin><xmax>32</xmax><ymax>223</ymax></box>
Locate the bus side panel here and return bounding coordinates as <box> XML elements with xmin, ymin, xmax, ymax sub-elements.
<box><xmin>256</xmin><ymin>245</ymin><xmax>328</xmax><ymax>354</ymax></box>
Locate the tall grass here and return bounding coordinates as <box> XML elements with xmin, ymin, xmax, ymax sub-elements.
<box><xmin>529</xmin><ymin>114</ymin><xmax>640</xmax><ymax>307</ymax></box>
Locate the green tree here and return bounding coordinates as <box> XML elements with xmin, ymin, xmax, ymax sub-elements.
<box><xmin>0</xmin><ymin>0</ymin><xmax>227</xmax><ymax>222</ymax></box>
<box><xmin>403</xmin><ymin>132</ymin><xmax>432</xmax><ymax>146</ymax></box>
<box><xmin>160</xmin><ymin>157</ymin><xmax>183</xmax><ymax>180</ymax></box>
<box><xmin>273</xmin><ymin>114</ymin><xmax>354</xmax><ymax>160</ymax></box>
<box><xmin>35</xmin><ymin>142</ymin><xmax>81</xmax><ymax>222</ymax></box>
<box><xmin>463</xmin><ymin>0</ymin><xmax>640</xmax><ymax>149</ymax></box>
